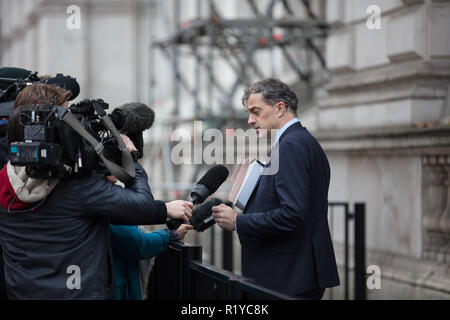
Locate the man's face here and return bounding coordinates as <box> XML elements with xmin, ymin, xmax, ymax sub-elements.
<box><xmin>245</xmin><ymin>93</ymin><xmax>279</xmax><ymax>138</ymax></box>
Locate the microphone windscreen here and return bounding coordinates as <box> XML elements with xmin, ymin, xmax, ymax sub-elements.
<box><xmin>113</xmin><ymin>102</ymin><xmax>155</xmax><ymax>134</ymax></box>
<box><xmin>190</xmin><ymin>197</ymin><xmax>223</xmax><ymax>230</ymax></box>
<box><xmin>44</xmin><ymin>73</ymin><xmax>80</xmax><ymax>101</ymax></box>
<box><xmin>196</xmin><ymin>165</ymin><xmax>229</xmax><ymax>195</ymax></box>
<box><xmin>166</xmin><ymin>218</ymin><xmax>183</xmax><ymax>231</ymax></box>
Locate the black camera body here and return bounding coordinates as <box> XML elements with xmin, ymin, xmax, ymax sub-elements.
<box><xmin>9</xmin><ymin>108</ymin><xmax>61</xmax><ymax>168</ymax></box>
<box><xmin>2</xmin><ymin>70</ymin><xmax>139</xmax><ymax>181</ymax></box>
<box><xmin>9</xmin><ymin>99</ymin><xmax>123</xmax><ymax>179</ymax></box>
<box><xmin>9</xmin><ymin>142</ymin><xmax>61</xmax><ymax>167</ymax></box>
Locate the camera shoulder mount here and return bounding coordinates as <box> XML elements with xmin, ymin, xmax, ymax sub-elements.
<box><xmin>55</xmin><ymin>106</ymin><xmax>136</xmax><ymax>182</ymax></box>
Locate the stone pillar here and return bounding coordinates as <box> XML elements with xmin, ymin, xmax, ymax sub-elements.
<box><xmin>421</xmin><ymin>156</ymin><xmax>448</xmax><ymax>262</ymax></box>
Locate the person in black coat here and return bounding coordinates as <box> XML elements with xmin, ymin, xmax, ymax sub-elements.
<box><xmin>0</xmin><ymin>122</ymin><xmax>7</xmax><ymax>300</ymax></box>
<box><xmin>0</xmin><ymin>66</ymin><xmax>32</xmax><ymax>299</ymax></box>
<box><xmin>0</xmin><ymin>87</ymin><xmax>192</xmax><ymax>299</ymax></box>
<box><xmin>212</xmin><ymin>79</ymin><xmax>340</xmax><ymax>299</ymax></box>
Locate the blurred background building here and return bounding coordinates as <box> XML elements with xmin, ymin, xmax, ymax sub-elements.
<box><xmin>1</xmin><ymin>0</ymin><xmax>449</xmax><ymax>299</ymax></box>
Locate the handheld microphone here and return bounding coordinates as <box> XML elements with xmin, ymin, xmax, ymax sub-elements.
<box><xmin>190</xmin><ymin>198</ymin><xmax>223</xmax><ymax>231</ymax></box>
<box><xmin>190</xmin><ymin>165</ymin><xmax>229</xmax><ymax>204</ymax></box>
<box><xmin>166</xmin><ymin>165</ymin><xmax>229</xmax><ymax>230</ymax></box>
<box><xmin>166</xmin><ymin>198</ymin><xmax>234</xmax><ymax>232</ymax></box>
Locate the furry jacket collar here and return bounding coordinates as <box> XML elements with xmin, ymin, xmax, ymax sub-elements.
<box><xmin>0</xmin><ymin>162</ymin><xmax>59</xmax><ymax>211</ymax></box>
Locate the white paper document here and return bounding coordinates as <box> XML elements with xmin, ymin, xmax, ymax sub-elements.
<box><xmin>233</xmin><ymin>159</ymin><xmax>264</xmax><ymax>210</ymax></box>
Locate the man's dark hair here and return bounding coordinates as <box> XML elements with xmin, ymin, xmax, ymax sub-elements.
<box><xmin>241</xmin><ymin>78</ymin><xmax>298</xmax><ymax>114</ymax></box>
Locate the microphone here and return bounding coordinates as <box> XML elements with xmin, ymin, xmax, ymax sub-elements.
<box><xmin>109</xmin><ymin>102</ymin><xmax>155</xmax><ymax>159</ymax></box>
<box><xmin>166</xmin><ymin>165</ymin><xmax>229</xmax><ymax>230</ymax></box>
<box><xmin>0</xmin><ymin>67</ymin><xmax>35</xmax><ymax>104</ymax></box>
<box><xmin>0</xmin><ymin>67</ymin><xmax>32</xmax><ymax>90</ymax></box>
<box><xmin>190</xmin><ymin>198</ymin><xmax>223</xmax><ymax>231</ymax></box>
<box><xmin>43</xmin><ymin>73</ymin><xmax>80</xmax><ymax>101</ymax></box>
<box><xmin>167</xmin><ymin>198</ymin><xmax>234</xmax><ymax>232</ymax></box>
<box><xmin>111</xmin><ymin>102</ymin><xmax>155</xmax><ymax>134</ymax></box>
<box><xmin>190</xmin><ymin>165</ymin><xmax>229</xmax><ymax>204</ymax></box>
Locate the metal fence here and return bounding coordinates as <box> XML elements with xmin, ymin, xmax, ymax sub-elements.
<box><xmin>148</xmin><ymin>202</ymin><xmax>366</xmax><ymax>300</ymax></box>
<box><xmin>327</xmin><ymin>202</ymin><xmax>366</xmax><ymax>300</ymax></box>
<box><xmin>147</xmin><ymin>241</ymin><xmax>293</xmax><ymax>300</ymax></box>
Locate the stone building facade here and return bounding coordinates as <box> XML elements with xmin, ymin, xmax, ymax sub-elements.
<box><xmin>315</xmin><ymin>0</ymin><xmax>450</xmax><ymax>299</ymax></box>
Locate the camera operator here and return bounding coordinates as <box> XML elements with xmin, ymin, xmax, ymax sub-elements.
<box><xmin>0</xmin><ymin>84</ymin><xmax>192</xmax><ymax>299</ymax></box>
<box><xmin>0</xmin><ymin>67</ymin><xmax>36</xmax><ymax>300</ymax></box>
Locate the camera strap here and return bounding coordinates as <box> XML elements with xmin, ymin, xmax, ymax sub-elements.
<box><xmin>55</xmin><ymin>106</ymin><xmax>136</xmax><ymax>182</ymax></box>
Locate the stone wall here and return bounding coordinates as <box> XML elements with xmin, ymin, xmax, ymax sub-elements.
<box><xmin>314</xmin><ymin>0</ymin><xmax>450</xmax><ymax>299</ymax></box>
<box><xmin>0</xmin><ymin>0</ymin><xmax>150</xmax><ymax>108</ymax></box>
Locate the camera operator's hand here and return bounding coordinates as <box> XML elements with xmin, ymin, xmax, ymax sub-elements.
<box><xmin>120</xmin><ymin>134</ymin><xmax>137</xmax><ymax>152</ymax></box>
<box><xmin>176</xmin><ymin>224</ymin><xmax>194</xmax><ymax>241</ymax></box>
<box><xmin>165</xmin><ymin>200</ymin><xmax>193</xmax><ymax>222</ymax></box>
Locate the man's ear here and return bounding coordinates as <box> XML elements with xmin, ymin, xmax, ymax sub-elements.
<box><xmin>276</xmin><ymin>101</ymin><xmax>287</xmax><ymax>117</ymax></box>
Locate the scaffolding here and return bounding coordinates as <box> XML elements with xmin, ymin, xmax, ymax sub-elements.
<box><xmin>146</xmin><ymin>0</ymin><xmax>329</xmax><ymax>200</ymax></box>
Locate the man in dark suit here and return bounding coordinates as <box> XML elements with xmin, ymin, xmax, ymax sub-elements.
<box><xmin>212</xmin><ymin>78</ymin><xmax>339</xmax><ymax>299</ymax></box>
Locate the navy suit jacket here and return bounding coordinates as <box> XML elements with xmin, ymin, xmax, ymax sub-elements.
<box><xmin>236</xmin><ymin>122</ymin><xmax>340</xmax><ymax>296</ymax></box>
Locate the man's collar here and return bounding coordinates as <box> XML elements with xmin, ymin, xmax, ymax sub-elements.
<box><xmin>274</xmin><ymin>117</ymin><xmax>300</xmax><ymax>145</ymax></box>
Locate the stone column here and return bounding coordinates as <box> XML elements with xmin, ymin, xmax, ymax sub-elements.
<box><xmin>421</xmin><ymin>156</ymin><xmax>448</xmax><ymax>261</ymax></box>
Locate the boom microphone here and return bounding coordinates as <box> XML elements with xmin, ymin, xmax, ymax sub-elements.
<box><xmin>0</xmin><ymin>67</ymin><xmax>32</xmax><ymax>91</ymax></box>
<box><xmin>109</xmin><ymin>102</ymin><xmax>155</xmax><ymax>159</ymax></box>
<box><xmin>110</xmin><ymin>102</ymin><xmax>155</xmax><ymax>134</ymax></box>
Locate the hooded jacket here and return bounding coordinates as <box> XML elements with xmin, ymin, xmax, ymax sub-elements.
<box><xmin>0</xmin><ymin>162</ymin><xmax>59</xmax><ymax>212</ymax></box>
<box><xmin>0</xmin><ymin>162</ymin><xmax>167</xmax><ymax>299</ymax></box>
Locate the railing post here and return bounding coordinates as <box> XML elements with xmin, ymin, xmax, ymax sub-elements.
<box><xmin>181</xmin><ymin>243</ymin><xmax>202</xmax><ymax>299</ymax></box>
<box><xmin>222</xmin><ymin>230</ymin><xmax>233</xmax><ymax>272</ymax></box>
<box><xmin>210</xmin><ymin>225</ymin><xmax>215</xmax><ymax>265</ymax></box>
<box><xmin>354</xmin><ymin>203</ymin><xmax>366</xmax><ymax>300</ymax></box>
<box><xmin>344</xmin><ymin>203</ymin><xmax>350</xmax><ymax>300</ymax></box>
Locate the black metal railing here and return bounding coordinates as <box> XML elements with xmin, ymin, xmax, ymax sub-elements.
<box><xmin>327</xmin><ymin>202</ymin><xmax>366</xmax><ymax>300</ymax></box>
<box><xmin>148</xmin><ymin>202</ymin><xmax>366</xmax><ymax>300</ymax></box>
<box><xmin>147</xmin><ymin>242</ymin><xmax>293</xmax><ymax>300</ymax></box>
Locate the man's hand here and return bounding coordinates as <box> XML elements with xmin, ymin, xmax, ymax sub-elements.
<box><xmin>120</xmin><ymin>133</ymin><xmax>137</xmax><ymax>152</ymax></box>
<box><xmin>176</xmin><ymin>224</ymin><xmax>194</xmax><ymax>241</ymax></box>
<box><xmin>212</xmin><ymin>204</ymin><xmax>237</xmax><ymax>231</ymax></box>
<box><xmin>165</xmin><ymin>200</ymin><xmax>193</xmax><ymax>222</ymax></box>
